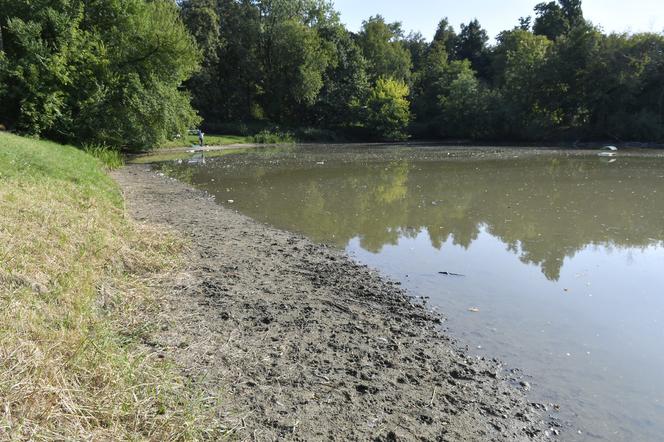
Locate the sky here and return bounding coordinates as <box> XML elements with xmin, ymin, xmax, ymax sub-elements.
<box><xmin>332</xmin><ymin>0</ymin><xmax>664</xmax><ymax>41</ymax></box>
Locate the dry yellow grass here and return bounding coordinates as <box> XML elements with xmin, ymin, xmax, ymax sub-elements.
<box><xmin>0</xmin><ymin>133</ymin><xmax>220</xmax><ymax>440</ymax></box>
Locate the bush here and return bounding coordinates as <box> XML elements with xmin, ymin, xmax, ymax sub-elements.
<box><xmin>250</xmin><ymin>129</ymin><xmax>295</xmax><ymax>144</ymax></box>
<box><xmin>294</xmin><ymin>127</ymin><xmax>345</xmax><ymax>142</ymax></box>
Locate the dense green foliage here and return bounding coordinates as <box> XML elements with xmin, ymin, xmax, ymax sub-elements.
<box><xmin>1</xmin><ymin>0</ymin><xmax>662</xmax><ymax>144</ymax></box>
<box><xmin>0</xmin><ymin>0</ymin><xmax>200</xmax><ymax>149</ymax></box>
<box><xmin>180</xmin><ymin>0</ymin><xmax>664</xmax><ymax>142</ymax></box>
<box><xmin>365</xmin><ymin>77</ymin><xmax>411</xmax><ymax>140</ymax></box>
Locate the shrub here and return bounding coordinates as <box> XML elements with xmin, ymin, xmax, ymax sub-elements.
<box><xmin>250</xmin><ymin>129</ymin><xmax>295</xmax><ymax>144</ymax></box>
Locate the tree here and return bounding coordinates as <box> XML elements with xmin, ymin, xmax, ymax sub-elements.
<box><xmin>0</xmin><ymin>1</ymin><xmax>87</xmax><ymax>135</ymax></box>
<box><xmin>518</xmin><ymin>16</ymin><xmax>532</xmax><ymax>31</ymax></box>
<box><xmin>365</xmin><ymin>77</ymin><xmax>411</xmax><ymax>140</ymax></box>
<box><xmin>493</xmin><ymin>29</ymin><xmax>554</xmax><ymax>138</ymax></box>
<box><xmin>403</xmin><ymin>32</ymin><xmax>427</xmax><ymax>73</ymax></box>
<box><xmin>538</xmin><ymin>23</ymin><xmax>601</xmax><ymax>134</ymax></box>
<box><xmin>533</xmin><ymin>2</ymin><xmax>568</xmax><ymax>40</ymax></box>
<box><xmin>180</xmin><ymin>0</ymin><xmax>339</xmax><ymax>126</ymax></box>
<box><xmin>435</xmin><ymin>60</ymin><xmax>493</xmax><ymax>139</ymax></box>
<box><xmin>0</xmin><ymin>0</ymin><xmax>200</xmax><ymax>149</ymax></box>
<box><xmin>179</xmin><ymin>0</ymin><xmax>220</xmax><ymax>62</ymax></box>
<box><xmin>411</xmin><ymin>37</ymin><xmax>450</xmax><ymax>133</ymax></box>
<box><xmin>310</xmin><ymin>24</ymin><xmax>370</xmax><ymax>130</ymax></box>
<box><xmin>453</xmin><ymin>19</ymin><xmax>490</xmax><ymax>80</ymax></box>
<box><xmin>356</xmin><ymin>16</ymin><xmax>412</xmax><ymax>83</ymax></box>
<box><xmin>411</xmin><ymin>18</ymin><xmax>457</xmax><ymax>132</ymax></box>
<box><xmin>432</xmin><ymin>18</ymin><xmax>457</xmax><ymax>57</ymax></box>
<box><xmin>80</xmin><ymin>0</ymin><xmax>201</xmax><ymax>149</ymax></box>
<box><xmin>187</xmin><ymin>0</ymin><xmax>263</xmax><ymax>124</ymax></box>
<box><xmin>533</xmin><ymin>0</ymin><xmax>584</xmax><ymax>41</ymax></box>
<box><xmin>256</xmin><ymin>0</ymin><xmax>338</xmax><ymax>122</ymax></box>
<box><xmin>260</xmin><ymin>19</ymin><xmax>333</xmax><ymax>121</ymax></box>
<box><xmin>559</xmin><ymin>0</ymin><xmax>584</xmax><ymax>26</ymax></box>
<box><xmin>583</xmin><ymin>32</ymin><xmax>664</xmax><ymax>141</ymax></box>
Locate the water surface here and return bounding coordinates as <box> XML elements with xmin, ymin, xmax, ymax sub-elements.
<box><xmin>161</xmin><ymin>145</ymin><xmax>664</xmax><ymax>441</ymax></box>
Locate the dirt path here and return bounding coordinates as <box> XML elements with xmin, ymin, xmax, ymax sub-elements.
<box><xmin>112</xmin><ymin>165</ymin><xmax>556</xmax><ymax>441</ymax></box>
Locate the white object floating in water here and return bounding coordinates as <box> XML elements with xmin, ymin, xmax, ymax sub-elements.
<box><xmin>468</xmin><ymin>307</ymin><xmax>480</xmax><ymax>313</ymax></box>
<box><xmin>598</xmin><ymin>146</ymin><xmax>618</xmax><ymax>158</ymax></box>
<box><xmin>227</xmin><ymin>200</ymin><xmax>235</xmax><ymax>203</ymax></box>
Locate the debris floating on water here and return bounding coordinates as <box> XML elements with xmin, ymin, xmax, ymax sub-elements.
<box><xmin>599</xmin><ymin>146</ymin><xmax>618</xmax><ymax>158</ymax></box>
<box><xmin>439</xmin><ymin>271</ymin><xmax>465</xmax><ymax>277</ymax></box>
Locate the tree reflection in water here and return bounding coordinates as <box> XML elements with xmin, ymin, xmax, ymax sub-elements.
<box><xmin>176</xmin><ymin>149</ymin><xmax>664</xmax><ymax>282</ymax></box>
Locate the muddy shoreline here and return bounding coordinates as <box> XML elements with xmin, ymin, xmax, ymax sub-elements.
<box><xmin>113</xmin><ymin>165</ymin><xmax>557</xmax><ymax>441</ymax></box>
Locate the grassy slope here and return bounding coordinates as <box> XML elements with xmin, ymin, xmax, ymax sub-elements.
<box><xmin>0</xmin><ymin>133</ymin><xmax>219</xmax><ymax>440</ymax></box>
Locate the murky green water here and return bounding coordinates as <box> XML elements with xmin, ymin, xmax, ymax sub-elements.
<box><xmin>159</xmin><ymin>145</ymin><xmax>664</xmax><ymax>441</ymax></box>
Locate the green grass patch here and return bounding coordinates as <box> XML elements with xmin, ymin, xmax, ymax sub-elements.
<box><xmin>0</xmin><ymin>132</ymin><xmax>222</xmax><ymax>440</ymax></box>
<box><xmin>129</xmin><ymin>147</ymin><xmax>249</xmax><ymax>164</ymax></box>
<box><xmin>0</xmin><ymin>133</ymin><xmax>121</xmax><ymax>204</ymax></box>
<box><xmin>160</xmin><ymin>134</ymin><xmax>250</xmax><ymax>149</ymax></box>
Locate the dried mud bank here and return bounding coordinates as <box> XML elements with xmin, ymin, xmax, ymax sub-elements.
<box><xmin>112</xmin><ymin>165</ymin><xmax>557</xmax><ymax>441</ymax></box>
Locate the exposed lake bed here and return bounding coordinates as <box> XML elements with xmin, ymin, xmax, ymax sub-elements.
<box><xmin>113</xmin><ymin>163</ymin><xmax>554</xmax><ymax>441</ymax></box>
<box><xmin>142</xmin><ymin>144</ymin><xmax>664</xmax><ymax>441</ymax></box>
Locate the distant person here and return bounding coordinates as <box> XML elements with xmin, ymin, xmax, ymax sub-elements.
<box><xmin>198</xmin><ymin>129</ymin><xmax>204</xmax><ymax>147</ymax></box>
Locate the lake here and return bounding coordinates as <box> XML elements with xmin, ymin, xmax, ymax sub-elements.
<box><xmin>158</xmin><ymin>145</ymin><xmax>664</xmax><ymax>441</ymax></box>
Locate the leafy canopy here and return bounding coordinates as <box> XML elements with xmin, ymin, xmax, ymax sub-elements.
<box><xmin>0</xmin><ymin>0</ymin><xmax>200</xmax><ymax>150</ymax></box>
<box><xmin>366</xmin><ymin>77</ymin><xmax>411</xmax><ymax>141</ymax></box>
